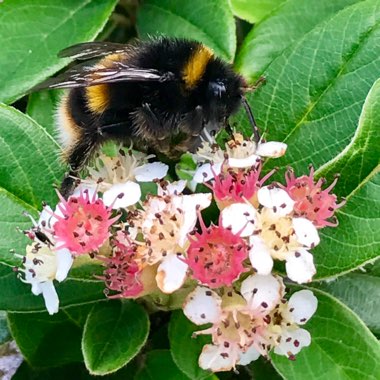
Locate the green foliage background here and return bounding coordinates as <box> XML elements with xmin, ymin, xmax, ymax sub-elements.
<box><xmin>0</xmin><ymin>0</ymin><xmax>379</xmax><ymax>379</ymax></box>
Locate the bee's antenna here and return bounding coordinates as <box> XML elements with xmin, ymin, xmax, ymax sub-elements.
<box><xmin>241</xmin><ymin>96</ymin><xmax>261</xmax><ymax>143</ymax></box>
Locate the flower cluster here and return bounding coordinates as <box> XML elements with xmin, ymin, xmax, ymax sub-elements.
<box><xmin>14</xmin><ymin>134</ymin><xmax>344</xmax><ymax>372</ymax></box>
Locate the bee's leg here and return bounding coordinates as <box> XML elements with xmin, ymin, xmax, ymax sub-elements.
<box><xmin>60</xmin><ymin>134</ymin><xmax>99</xmax><ymax>198</ymax></box>
<box><xmin>241</xmin><ymin>96</ymin><xmax>261</xmax><ymax>143</ymax></box>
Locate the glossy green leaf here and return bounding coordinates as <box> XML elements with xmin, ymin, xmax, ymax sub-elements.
<box><xmin>0</xmin><ymin>0</ymin><xmax>118</xmax><ymax>104</ymax></box>
<box><xmin>230</xmin><ymin>0</ymin><xmax>286</xmax><ymax>23</ymax></box>
<box><xmin>82</xmin><ymin>300</ymin><xmax>149</xmax><ymax>375</ymax></box>
<box><xmin>8</xmin><ymin>310</ymin><xmax>83</xmax><ymax>368</ymax></box>
<box><xmin>317</xmin><ymin>274</ymin><xmax>380</xmax><ymax>336</ymax></box>
<box><xmin>0</xmin><ymin>262</ymin><xmax>105</xmax><ymax>312</ymax></box>
<box><xmin>272</xmin><ymin>287</ymin><xmax>380</xmax><ymax>380</ymax></box>
<box><xmin>26</xmin><ymin>90</ymin><xmax>63</xmax><ymax>138</ymax></box>
<box><xmin>135</xmin><ymin>350</ymin><xmax>189</xmax><ymax>380</ymax></box>
<box><xmin>315</xmin><ymin>78</ymin><xmax>380</xmax><ymax>195</ymax></box>
<box><xmin>137</xmin><ymin>0</ymin><xmax>236</xmax><ymax>61</ymax></box>
<box><xmin>237</xmin><ymin>0</ymin><xmax>380</xmax><ymax>180</ymax></box>
<box><xmin>169</xmin><ymin>311</ymin><xmax>212</xmax><ymax>380</ymax></box>
<box><xmin>236</xmin><ymin>0</ymin><xmax>360</xmax><ymax>81</ymax></box>
<box><xmin>0</xmin><ymin>104</ymin><xmax>63</xmax><ymax>210</ymax></box>
<box><xmin>313</xmin><ymin>172</ymin><xmax>380</xmax><ymax>279</ymax></box>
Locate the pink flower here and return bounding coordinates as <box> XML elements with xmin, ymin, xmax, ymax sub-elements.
<box><xmin>186</xmin><ymin>216</ymin><xmax>248</xmax><ymax>288</ymax></box>
<box><xmin>53</xmin><ymin>190</ymin><xmax>118</xmax><ymax>255</ymax></box>
<box><xmin>99</xmin><ymin>233</ymin><xmax>144</xmax><ymax>298</ymax></box>
<box><xmin>284</xmin><ymin>168</ymin><xmax>345</xmax><ymax>228</ymax></box>
<box><xmin>211</xmin><ymin>164</ymin><xmax>274</xmax><ymax>209</ymax></box>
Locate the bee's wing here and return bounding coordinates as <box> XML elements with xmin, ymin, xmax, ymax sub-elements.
<box><xmin>32</xmin><ymin>60</ymin><xmax>175</xmax><ymax>91</ymax></box>
<box><xmin>58</xmin><ymin>42</ymin><xmax>131</xmax><ymax>60</ymax></box>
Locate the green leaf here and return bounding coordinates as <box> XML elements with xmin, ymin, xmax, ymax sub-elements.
<box><xmin>8</xmin><ymin>310</ymin><xmax>83</xmax><ymax>368</ymax></box>
<box><xmin>26</xmin><ymin>90</ymin><xmax>63</xmax><ymax>138</ymax></box>
<box><xmin>0</xmin><ymin>104</ymin><xmax>63</xmax><ymax>210</ymax></box>
<box><xmin>137</xmin><ymin>0</ymin><xmax>236</xmax><ymax>61</ymax></box>
<box><xmin>315</xmin><ymin>78</ymin><xmax>380</xmax><ymax>196</ymax></box>
<box><xmin>313</xmin><ymin>172</ymin><xmax>380</xmax><ymax>279</ymax></box>
<box><xmin>235</xmin><ymin>0</ymin><xmax>360</xmax><ymax>81</ymax></box>
<box><xmin>82</xmin><ymin>300</ymin><xmax>149</xmax><ymax>375</ymax></box>
<box><xmin>0</xmin><ymin>0</ymin><xmax>118</xmax><ymax>104</ymax></box>
<box><xmin>272</xmin><ymin>287</ymin><xmax>380</xmax><ymax>380</ymax></box>
<box><xmin>169</xmin><ymin>311</ymin><xmax>212</xmax><ymax>380</ymax></box>
<box><xmin>0</xmin><ymin>263</ymin><xmax>105</xmax><ymax>312</ymax></box>
<box><xmin>230</xmin><ymin>0</ymin><xmax>286</xmax><ymax>23</ymax></box>
<box><xmin>317</xmin><ymin>273</ymin><xmax>380</xmax><ymax>336</ymax></box>
<box><xmin>0</xmin><ymin>311</ymin><xmax>11</xmax><ymax>344</ymax></box>
<box><xmin>135</xmin><ymin>350</ymin><xmax>189</xmax><ymax>380</ymax></box>
<box><xmin>176</xmin><ymin>153</ymin><xmax>197</xmax><ymax>182</ymax></box>
<box><xmin>237</xmin><ymin>0</ymin><xmax>380</xmax><ymax>179</ymax></box>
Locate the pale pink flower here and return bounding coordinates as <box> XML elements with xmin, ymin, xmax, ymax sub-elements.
<box><xmin>283</xmin><ymin>168</ymin><xmax>345</xmax><ymax>228</ymax></box>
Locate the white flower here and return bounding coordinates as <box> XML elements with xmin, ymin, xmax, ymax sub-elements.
<box><xmin>132</xmin><ymin>191</ymin><xmax>212</xmax><ymax>294</ymax></box>
<box><xmin>266</xmin><ymin>290</ymin><xmax>318</xmax><ymax>359</ymax></box>
<box><xmin>80</xmin><ymin>149</ymin><xmax>168</xmax><ymax>209</ymax></box>
<box><xmin>18</xmin><ymin>243</ymin><xmax>73</xmax><ymax>315</ymax></box>
<box><xmin>183</xmin><ymin>274</ymin><xmax>285</xmax><ymax>371</ymax></box>
<box><xmin>192</xmin><ymin>133</ymin><xmax>287</xmax><ymax>183</ymax></box>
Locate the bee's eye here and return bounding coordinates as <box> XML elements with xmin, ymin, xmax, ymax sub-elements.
<box><xmin>208</xmin><ymin>80</ymin><xmax>226</xmax><ymax>98</ymax></box>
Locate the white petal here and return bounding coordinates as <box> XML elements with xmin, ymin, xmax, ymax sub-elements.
<box><xmin>199</xmin><ymin>344</ymin><xmax>236</xmax><ymax>372</ymax></box>
<box><xmin>38</xmin><ymin>206</ymin><xmax>56</xmax><ymax>229</ymax></box>
<box><xmin>155</xmin><ymin>255</ymin><xmax>188</xmax><ymax>294</ymax></box>
<box><xmin>256</xmin><ymin>142</ymin><xmax>287</xmax><ymax>158</ymax></box>
<box><xmin>72</xmin><ymin>183</ymin><xmax>98</xmax><ymax>200</ymax></box>
<box><xmin>258</xmin><ymin>187</ymin><xmax>294</xmax><ymax>216</ymax></box>
<box><xmin>238</xmin><ymin>345</ymin><xmax>261</xmax><ymax>365</ymax></box>
<box><xmin>228</xmin><ymin>154</ymin><xmax>259</xmax><ymax>168</ymax></box>
<box><xmin>293</xmin><ymin>218</ymin><xmax>320</xmax><ymax>247</ymax></box>
<box><xmin>30</xmin><ymin>281</ymin><xmax>42</xmax><ymax>296</ymax></box>
<box><xmin>274</xmin><ymin>328</ymin><xmax>311</xmax><ymax>357</ymax></box>
<box><xmin>176</xmin><ymin>193</ymin><xmax>212</xmax><ymax>247</ymax></box>
<box><xmin>193</xmin><ymin>162</ymin><xmax>222</xmax><ymax>183</ymax></box>
<box><xmin>134</xmin><ymin>162</ymin><xmax>168</xmax><ymax>181</ymax></box>
<box><xmin>221</xmin><ymin>203</ymin><xmax>257</xmax><ymax>237</ymax></box>
<box><xmin>103</xmin><ymin>181</ymin><xmax>141</xmax><ymax>208</ymax></box>
<box><xmin>241</xmin><ymin>274</ymin><xmax>284</xmax><ymax>315</ymax></box>
<box><xmin>40</xmin><ymin>281</ymin><xmax>59</xmax><ymax>315</ymax></box>
<box><xmin>288</xmin><ymin>290</ymin><xmax>318</xmax><ymax>324</ymax></box>
<box><xmin>157</xmin><ymin>180</ymin><xmax>187</xmax><ymax>196</ymax></box>
<box><xmin>183</xmin><ymin>286</ymin><xmax>222</xmax><ymax>325</ymax></box>
<box><xmin>55</xmin><ymin>248</ymin><xmax>73</xmax><ymax>282</ymax></box>
<box><xmin>249</xmin><ymin>236</ymin><xmax>274</xmax><ymax>275</ymax></box>
<box><xmin>286</xmin><ymin>249</ymin><xmax>316</xmax><ymax>284</ymax></box>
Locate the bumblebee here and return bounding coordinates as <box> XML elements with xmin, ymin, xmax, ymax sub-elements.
<box><xmin>35</xmin><ymin>37</ymin><xmax>257</xmax><ymax>197</ymax></box>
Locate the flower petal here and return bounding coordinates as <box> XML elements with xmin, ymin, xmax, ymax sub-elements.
<box><xmin>155</xmin><ymin>255</ymin><xmax>188</xmax><ymax>294</ymax></box>
<box><xmin>55</xmin><ymin>248</ymin><xmax>73</xmax><ymax>282</ymax></box>
<box><xmin>221</xmin><ymin>203</ymin><xmax>257</xmax><ymax>237</ymax></box>
<box><xmin>274</xmin><ymin>328</ymin><xmax>311</xmax><ymax>357</ymax></box>
<box><xmin>228</xmin><ymin>154</ymin><xmax>259</xmax><ymax>168</ymax></box>
<box><xmin>199</xmin><ymin>344</ymin><xmax>236</xmax><ymax>372</ymax></box>
<box><xmin>286</xmin><ymin>249</ymin><xmax>316</xmax><ymax>284</ymax></box>
<box><xmin>249</xmin><ymin>236</ymin><xmax>274</xmax><ymax>275</ymax></box>
<box><xmin>39</xmin><ymin>281</ymin><xmax>59</xmax><ymax>315</ymax></box>
<box><xmin>72</xmin><ymin>184</ymin><xmax>98</xmax><ymax>200</ymax></box>
<box><xmin>293</xmin><ymin>218</ymin><xmax>320</xmax><ymax>247</ymax></box>
<box><xmin>134</xmin><ymin>162</ymin><xmax>168</xmax><ymax>181</ymax></box>
<box><xmin>288</xmin><ymin>290</ymin><xmax>318</xmax><ymax>324</ymax></box>
<box><xmin>193</xmin><ymin>162</ymin><xmax>222</xmax><ymax>183</ymax></box>
<box><xmin>103</xmin><ymin>181</ymin><xmax>141</xmax><ymax>208</ymax></box>
<box><xmin>256</xmin><ymin>142</ymin><xmax>287</xmax><ymax>158</ymax></box>
<box><xmin>258</xmin><ymin>187</ymin><xmax>294</xmax><ymax>216</ymax></box>
<box><xmin>176</xmin><ymin>193</ymin><xmax>212</xmax><ymax>247</ymax></box>
<box><xmin>241</xmin><ymin>274</ymin><xmax>284</xmax><ymax>315</ymax></box>
<box><xmin>238</xmin><ymin>344</ymin><xmax>261</xmax><ymax>365</ymax></box>
<box><xmin>157</xmin><ymin>180</ymin><xmax>187</xmax><ymax>196</ymax></box>
<box><xmin>183</xmin><ymin>286</ymin><xmax>222</xmax><ymax>325</ymax></box>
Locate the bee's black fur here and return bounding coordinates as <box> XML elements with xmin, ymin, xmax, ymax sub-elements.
<box><xmin>37</xmin><ymin>38</ymin><xmax>247</xmax><ymax>197</ymax></box>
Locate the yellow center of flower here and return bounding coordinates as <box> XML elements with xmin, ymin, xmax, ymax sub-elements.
<box><xmin>25</xmin><ymin>244</ymin><xmax>57</xmax><ymax>281</ymax></box>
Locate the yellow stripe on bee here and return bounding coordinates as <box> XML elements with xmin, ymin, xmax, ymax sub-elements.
<box><xmin>182</xmin><ymin>45</ymin><xmax>213</xmax><ymax>89</ymax></box>
<box><xmin>86</xmin><ymin>84</ymin><xmax>109</xmax><ymax>114</ymax></box>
